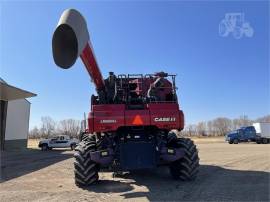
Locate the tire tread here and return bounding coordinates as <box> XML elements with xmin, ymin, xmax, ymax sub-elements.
<box><xmin>169</xmin><ymin>138</ymin><xmax>199</xmax><ymax>181</ymax></box>
<box><xmin>74</xmin><ymin>139</ymin><xmax>99</xmax><ymax>186</ymax></box>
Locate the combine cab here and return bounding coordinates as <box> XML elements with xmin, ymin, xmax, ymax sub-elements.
<box><xmin>52</xmin><ymin>9</ymin><xmax>199</xmax><ymax>186</ymax></box>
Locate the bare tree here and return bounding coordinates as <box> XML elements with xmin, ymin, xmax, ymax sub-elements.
<box><xmin>212</xmin><ymin>117</ymin><xmax>232</xmax><ymax>136</ymax></box>
<box><xmin>197</xmin><ymin>122</ymin><xmax>207</xmax><ymax>136</ymax></box>
<box><xmin>255</xmin><ymin>115</ymin><xmax>270</xmax><ymax>123</ymax></box>
<box><xmin>207</xmin><ymin>121</ymin><xmax>214</xmax><ymax>136</ymax></box>
<box><xmin>232</xmin><ymin>115</ymin><xmax>253</xmax><ymax>129</ymax></box>
<box><xmin>58</xmin><ymin>119</ymin><xmax>80</xmax><ymax>138</ymax></box>
<box><xmin>189</xmin><ymin>124</ymin><xmax>198</xmax><ymax>136</ymax></box>
<box><xmin>29</xmin><ymin>126</ymin><xmax>40</xmax><ymax>139</ymax></box>
<box><xmin>40</xmin><ymin>116</ymin><xmax>56</xmax><ymax>138</ymax></box>
<box><xmin>238</xmin><ymin>115</ymin><xmax>253</xmax><ymax>127</ymax></box>
<box><xmin>182</xmin><ymin>124</ymin><xmax>196</xmax><ymax>136</ymax></box>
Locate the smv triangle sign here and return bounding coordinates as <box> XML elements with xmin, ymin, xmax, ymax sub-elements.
<box><xmin>132</xmin><ymin>115</ymin><xmax>143</xmax><ymax>125</ymax></box>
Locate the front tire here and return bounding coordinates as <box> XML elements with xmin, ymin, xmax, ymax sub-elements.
<box><xmin>74</xmin><ymin>139</ymin><xmax>99</xmax><ymax>186</ymax></box>
<box><xmin>71</xmin><ymin>144</ymin><xmax>76</xmax><ymax>150</ymax></box>
<box><xmin>169</xmin><ymin>138</ymin><xmax>199</xmax><ymax>181</ymax></box>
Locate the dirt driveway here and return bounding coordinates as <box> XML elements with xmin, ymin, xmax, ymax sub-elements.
<box><xmin>1</xmin><ymin>141</ymin><xmax>269</xmax><ymax>201</ymax></box>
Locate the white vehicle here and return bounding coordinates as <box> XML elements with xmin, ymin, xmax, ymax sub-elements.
<box><xmin>253</xmin><ymin>123</ymin><xmax>270</xmax><ymax>144</ymax></box>
<box><xmin>38</xmin><ymin>135</ymin><xmax>79</xmax><ymax>151</ymax></box>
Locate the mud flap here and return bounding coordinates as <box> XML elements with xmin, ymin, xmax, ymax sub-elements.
<box><xmin>120</xmin><ymin>142</ymin><xmax>157</xmax><ymax>170</ymax></box>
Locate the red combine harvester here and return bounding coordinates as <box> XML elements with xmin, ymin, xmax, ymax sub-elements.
<box><xmin>52</xmin><ymin>9</ymin><xmax>199</xmax><ymax>186</ymax></box>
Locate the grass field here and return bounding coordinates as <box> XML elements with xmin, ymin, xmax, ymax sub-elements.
<box><xmin>27</xmin><ymin>139</ymin><xmax>40</xmax><ymax>149</ymax></box>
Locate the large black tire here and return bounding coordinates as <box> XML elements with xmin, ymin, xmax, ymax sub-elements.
<box><xmin>79</xmin><ymin>133</ymin><xmax>96</xmax><ymax>142</ymax></box>
<box><xmin>41</xmin><ymin>144</ymin><xmax>49</xmax><ymax>151</ymax></box>
<box><xmin>70</xmin><ymin>143</ymin><xmax>76</xmax><ymax>150</ymax></box>
<box><xmin>233</xmin><ymin>139</ymin><xmax>239</xmax><ymax>144</ymax></box>
<box><xmin>169</xmin><ymin>138</ymin><xmax>199</xmax><ymax>181</ymax></box>
<box><xmin>262</xmin><ymin>138</ymin><xmax>268</xmax><ymax>144</ymax></box>
<box><xmin>79</xmin><ymin>132</ymin><xmax>88</xmax><ymax>141</ymax></box>
<box><xmin>74</xmin><ymin>138</ymin><xmax>99</xmax><ymax>186</ymax></box>
<box><xmin>167</xmin><ymin>131</ymin><xmax>178</xmax><ymax>144</ymax></box>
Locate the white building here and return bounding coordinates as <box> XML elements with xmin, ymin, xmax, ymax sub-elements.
<box><xmin>0</xmin><ymin>78</ymin><xmax>36</xmax><ymax>150</ymax></box>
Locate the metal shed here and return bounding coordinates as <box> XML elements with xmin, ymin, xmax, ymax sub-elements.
<box><xmin>0</xmin><ymin>78</ymin><xmax>36</xmax><ymax>150</ymax></box>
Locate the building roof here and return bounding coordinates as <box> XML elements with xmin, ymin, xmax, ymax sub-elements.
<box><xmin>0</xmin><ymin>78</ymin><xmax>37</xmax><ymax>101</ymax></box>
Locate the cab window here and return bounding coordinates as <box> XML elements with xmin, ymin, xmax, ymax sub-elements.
<box><xmin>238</xmin><ymin>129</ymin><xmax>244</xmax><ymax>135</ymax></box>
<box><xmin>247</xmin><ymin>129</ymin><xmax>252</xmax><ymax>134</ymax></box>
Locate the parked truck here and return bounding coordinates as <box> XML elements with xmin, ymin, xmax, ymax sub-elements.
<box><xmin>38</xmin><ymin>135</ymin><xmax>79</xmax><ymax>151</ymax></box>
<box><xmin>225</xmin><ymin>123</ymin><xmax>270</xmax><ymax>144</ymax></box>
<box><xmin>225</xmin><ymin>126</ymin><xmax>257</xmax><ymax>144</ymax></box>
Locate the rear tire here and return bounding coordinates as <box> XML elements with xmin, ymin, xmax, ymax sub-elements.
<box><xmin>167</xmin><ymin>131</ymin><xmax>178</xmax><ymax>145</ymax></box>
<box><xmin>262</xmin><ymin>138</ymin><xmax>268</xmax><ymax>144</ymax></box>
<box><xmin>74</xmin><ymin>138</ymin><xmax>99</xmax><ymax>186</ymax></box>
<box><xmin>41</xmin><ymin>144</ymin><xmax>48</xmax><ymax>151</ymax></box>
<box><xmin>233</xmin><ymin>139</ymin><xmax>239</xmax><ymax>144</ymax></box>
<box><xmin>169</xmin><ymin>138</ymin><xmax>199</xmax><ymax>181</ymax></box>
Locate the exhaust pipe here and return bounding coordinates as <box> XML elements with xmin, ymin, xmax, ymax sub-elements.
<box><xmin>52</xmin><ymin>9</ymin><xmax>105</xmax><ymax>92</ymax></box>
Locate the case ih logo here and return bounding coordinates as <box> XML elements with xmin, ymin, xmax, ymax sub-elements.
<box><xmin>154</xmin><ymin>117</ymin><xmax>176</xmax><ymax>122</ymax></box>
<box><xmin>100</xmin><ymin>120</ymin><xmax>116</xmax><ymax>123</ymax></box>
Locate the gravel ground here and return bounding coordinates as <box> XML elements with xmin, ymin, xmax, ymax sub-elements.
<box><xmin>1</xmin><ymin>141</ymin><xmax>269</xmax><ymax>202</ymax></box>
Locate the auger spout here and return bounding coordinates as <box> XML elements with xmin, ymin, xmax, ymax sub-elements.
<box><xmin>52</xmin><ymin>9</ymin><xmax>105</xmax><ymax>99</ymax></box>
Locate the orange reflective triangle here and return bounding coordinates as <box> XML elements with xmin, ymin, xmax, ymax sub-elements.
<box><xmin>132</xmin><ymin>115</ymin><xmax>143</xmax><ymax>125</ymax></box>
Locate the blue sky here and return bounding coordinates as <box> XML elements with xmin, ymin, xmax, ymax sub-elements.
<box><xmin>1</xmin><ymin>1</ymin><xmax>269</xmax><ymax>129</ymax></box>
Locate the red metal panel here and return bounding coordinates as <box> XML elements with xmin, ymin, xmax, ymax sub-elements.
<box><xmin>148</xmin><ymin>103</ymin><xmax>183</xmax><ymax>130</ymax></box>
<box><xmin>91</xmin><ymin>104</ymin><xmax>125</xmax><ymax>132</ymax></box>
<box><xmin>88</xmin><ymin>112</ymin><xmax>94</xmax><ymax>133</ymax></box>
<box><xmin>88</xmin><ymin>103</ymin><xmax>184</xmax><ymax>133</ymax></box>
<box><xmin>179</xmin><ymin>110</ymin><xmax>184</xmax><ymax>130</ymax></box>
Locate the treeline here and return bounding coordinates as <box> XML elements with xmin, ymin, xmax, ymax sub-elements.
<box><xmin>29</xmin><ymin>116</ymin><xmax>84</xmax><ymax>139</ymax></box>
<box><xmin>29</xmin><ymin>115</ymin><xmax>270</xmax><ymax>139</ymax></box>
<box><xmin>181</xmin><ymin>115</ymin><xmax>270</xmax><ymax>137</ymax></box>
